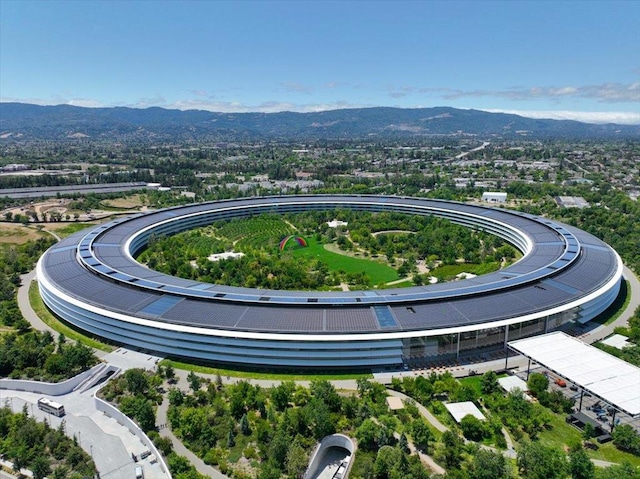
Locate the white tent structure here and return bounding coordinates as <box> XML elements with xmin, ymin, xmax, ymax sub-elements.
<box><xmin>445</xmin><ymin>401</ymin><xmax>486</xmax><ymax>423</ymax></box>
<box><xmin>508</xmin><ymin>332</ymin><xmax>640</xmax><ymax>418</ymax></box>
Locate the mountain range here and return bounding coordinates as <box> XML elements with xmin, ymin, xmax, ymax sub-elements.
<box><xmin>1</xmin><ymin>102</ymin><xmax>638</xmax><ymax>142</ymax></box>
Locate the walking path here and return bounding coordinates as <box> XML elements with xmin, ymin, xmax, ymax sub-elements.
<box><xmin>156</xmin><ymin>396</ymin><xmax>229</xmax><ymax>479</ymax></box>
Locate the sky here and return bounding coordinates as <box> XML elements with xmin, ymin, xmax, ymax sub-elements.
<box><xmin>1</xmin><ymin>0</ymin><xmax>639</xmax><ymax>124</ymax></box>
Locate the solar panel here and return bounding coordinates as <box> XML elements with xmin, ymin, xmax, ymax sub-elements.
<box><xmin>139</xmin><ymin>295</ymin><xmax>183</xmax><ymax>316</ymax></box>
<box><xmin>373</xmin><ymin>306</ymin><xmax>398</xmax><ymax>328</ymax></box>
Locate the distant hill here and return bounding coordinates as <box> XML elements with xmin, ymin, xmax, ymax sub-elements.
<box><xmin>0</xmin><ymin>102</ymin><xmax>637</xmax><ymax>141</ymax></box>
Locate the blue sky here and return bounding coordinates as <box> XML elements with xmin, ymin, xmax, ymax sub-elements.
<box><xmin>1</xmin><ymin>0</ymin><xmax>639</xmax><ymax>124</ymax></box>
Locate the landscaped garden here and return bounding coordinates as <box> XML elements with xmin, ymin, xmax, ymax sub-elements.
<box><xmin>137</xmin><ymin>210</ymin><xmax>517</xmax><ymax>291</ymax></box>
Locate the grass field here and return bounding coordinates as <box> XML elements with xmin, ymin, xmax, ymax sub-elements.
<box><xmin>292</xmin><ymin>237</ymin><xmax>399</xmax><ymax>285</ymax></box>
<box><xmin>430</xmin><ymin>261</ymin><xmax>502</xmax><ymax>279</ymax></box>
<box><xmin>160</xmin><ymin>358</ymin><xmax>372</xmax><ymax>381</ymax></box>
<box><xmin>458</xmin><ymin>373</ymin><xmax>508</xmax><ymax>395</ymax></box>
<box><xmin>0</xmin><ymin>224</ymin><xmax>47</xmax><ymax>244</ymax></box>
<box><xmin>101</xmin><ymin>194</ymin><xmax>146</xmax><ymax>209</ymax></box>
<box><xmin>538</xmin><ymin>413</ymin><xmax>640</xmax><ymax>466</ymax></box>
<box><xmin>46</xmin><ymin>222</ymin><xmax>96</xmax><ymax>238</ymax></box>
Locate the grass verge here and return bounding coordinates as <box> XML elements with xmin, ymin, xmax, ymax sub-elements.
<box><xmin>591</xmin><ymin>279</ymin><xmax>630</xmax><ymax>326</ymax></box>
<box><xmin>160</xmin><ymin>358</ymin><xmax>373</xmax><ymax>382</ymax></box>
<box><xmin>29</xmin><ymin>281</ymin><xmax>114</xmax><ymax>352</ymax></box>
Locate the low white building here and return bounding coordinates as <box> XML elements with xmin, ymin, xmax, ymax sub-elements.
<box><xmin>327</xmin><ymin>219</ymin><xmax>348</xmax><ymax>228</ymax></box>
<box><xmin>482</xmin><ymin>192</ymin><xmax>507</xmax><ymax>203</ymax></box>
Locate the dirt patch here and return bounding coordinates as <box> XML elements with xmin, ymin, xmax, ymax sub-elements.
<box><xmin>0</xmin><ymin>224</ymin><xmax>46</xmax><ymax>244</ymax></box>
<box><xmin>102</xmin><ymin>194</ymin><xmax>146</xmax><ymax>209</ymax></box>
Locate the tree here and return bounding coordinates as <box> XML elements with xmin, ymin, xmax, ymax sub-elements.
<box><xmin>460</xmin><ymin>414</ymin><xmax>487</xmax><ymax>441</ymax></box>
<box><xmin>31</xmin><ymin>456</ymin><xmax>51</xmax><ymax>479</ymax></box>
<box><xmin>310</xmin><ymin>380</ymin><xmax>342</xmax><ymax>412</ymax></box>
<box><xmin>568</xmin><ymin>444</ymin><xmax>595</xmax><ymax>479</ymax></box>
<box><xmin>441</xmin><ymin>431</ymin><xmax>464</xmax><ymax>469</ymax></box>
<box><xmin>526</xmin><ymin>373</ymin><xmax>549</xmax><ymax>397</ymax></box>
<box><xmin>481</xmin><ymin>371</ymin><xmax>499</xmax><ymax>394</ymax></box>
<box><xmin>187</xmin><ymin>371</ymin><xmax>202</xmax><ymax>392</ymax></box>
<box><xmin>612</xmin><ymin>424</ymin><xmax>640</xmax><ymax>455</ymax></box>
<box><xmin>271</xmin><ymin>381</ymin><xmax>295</xmax><ymax>411</ymax></box>
<box><xmin>227</xmin><ymin>428</ymin><xmax>236</xmax><ymax>448</ymax></box>
<box><xmin>164</xmin><ymin>364</ymin><xmax>176</xmax><ymax>383</ymax></box>
<box><xmin>409</xmin><ymin>419</ymin><xmax>433</xmax><ymax>453</ymax></box>
<box><xmin>124</xmin><ymin>369</ymin><xmax>149</xmax><ymax>395</ymax></box>
<box><xmin>374</xmin><ymin>446</ymin><xmax>401</xmax><ymax>479</ymax></box>
<box><xmin>399</xmin><ymin>433</ymin><xmax>410</xmax><ymax>454</ymax></box>
<box><xmin>595</xmin><ymin>462</ymin><xmax>640</xmax><ymax>479</ymax></box>
<box><xmin>469</xmin><ymin>448</ymin><xmax>511</xmax><ymax>479</ymax></box>
<box><xmin>154</xmin><ymin>436</ymin><xmax>173</xmax><ymax>456</ymax></box>
<box><xmin>240</xmin><ymin>413</ymin><xmax>251</xmax><ymax>436</ymax></box>
<box><xmin>285</xmin><ymin>441</ymin><xmax>309</xmax><ymax>479</ymax></box>
<box><xmin>135</xmin><ymin>399</ymin><xmax>157</xmax><ymax>432</ymax></box>
<box><xmin>356</xmin><ymin>419</ymin><xmax>379</xmax><ymax>451</ymax></box>
<box><xmin>517</xmin><ymin>441</ymin><xmax>568</xmax><ymax>479</ymax></box>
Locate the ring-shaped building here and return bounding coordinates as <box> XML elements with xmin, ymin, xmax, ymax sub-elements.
<box><xmin>37</xmin><ymin>195</ymin><xmax>623</xmax><ymax>369</ymax></box>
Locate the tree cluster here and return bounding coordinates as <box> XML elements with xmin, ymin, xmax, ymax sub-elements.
<box><xmin>0</xmin><ymin>331</ymin><xmax>96</xmax><ymax>381</ymax></box>
<box><xmin>0</xmin><ymin>405</ymin><xmax>96</xmax><ymax>479</ymax></box>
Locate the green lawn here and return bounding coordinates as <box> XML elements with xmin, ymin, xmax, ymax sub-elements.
<box><xmin>160</xmin><ymin>358</ymin><xmax>372</xmax><ymax>381</ymax></box>
<box><xmin>537</xmin><ymin>412</ymin><xmax>640</xmax><ymax>466</ymax></box>
<box><xmin>293</xmin><ymin>237</ymin><xmax>399</xmax><ymax>285</ymax></box>
<box><xmin>430</xmin><ymin>261</ymin><xmax>501</xmax><ymax>279</ymax></box>
<box><xmin>459</xmin><ymin>373</ymin><xmax>508</xmax><ymax>395</ymax></box>
<box><xmin>49</xmin><ymin>223</ymin><xmax>96</xmax><ymax>238</ymax></box>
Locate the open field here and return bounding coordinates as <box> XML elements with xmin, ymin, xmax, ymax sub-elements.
<box><xmin>101</xmin><ymin>194</ymin><xmax>147</xmax><ymax>209</ymax></box>
<box><xmin>538</xmin><ymin>412</ymin><xmax>640</xmax><ymax>466</ymax></box>
<box><xmin>430</xmin><ymin>261</ymin><xmax>502</xmax><ymax>278</ymax></box>
<box><xmin>0</xmin><ymin>223</ymin><xmax>47</xmax><ymax>244</ymax></box>
<box><xmin>45</xmin><ymin>222</ymin><xmax>96</xmax><ymax>238</ymax></box>
<box><xmin>293</xmin><ymin>237</ymin><xmax>399</xmax><ymax>285</ymax></box>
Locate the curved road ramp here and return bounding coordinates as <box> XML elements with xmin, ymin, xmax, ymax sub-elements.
<box><xmin>305</xmin><ymin>434</ymin><xmax>355</xmax><ymax>479</ymax></box>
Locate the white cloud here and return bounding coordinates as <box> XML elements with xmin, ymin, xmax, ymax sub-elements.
<box><xmin>281</xmin><ymin>82</ymin><xmax>314</xmax><ymax>94</ymax></box>
<box><xmin>164</xmin><ymin>99</ymin><xmax>371</xmax><ymax>113</ymax></box>
<box><xmin>410</xmin><ymin>82</ymin><xmax>640</xmax><ymax>103</ymax></box>
<box><xmin>481</xmin><ymin>109</ymin><xmax>640</xmax><ymax>125</ymax></box>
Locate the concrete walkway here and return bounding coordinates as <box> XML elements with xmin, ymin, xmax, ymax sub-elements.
<box><xmin>17</xmin><ymin>269</ymin><xmax>56</xmax><ymax>336</ymax></box>
<box><xmin>386</xmin><ymin>389</ymin><xmax>447</xmax><ymax>433</ymax></box>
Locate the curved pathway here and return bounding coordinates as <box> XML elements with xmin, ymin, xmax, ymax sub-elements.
<box><xmin>156</xmin><ymin>396</ymin><xmax>229</xmax><ymax>479</ymax></box>
<box><xmin>581</xmin><ymin>265</ymin><xmax>640</xmax><ymax>343</ymax></box>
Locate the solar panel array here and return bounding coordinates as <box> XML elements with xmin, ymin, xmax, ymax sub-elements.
<box><xmin>38</xmin><ymin>195</ymin><xmax>620</xmax><ymax>335</ymax></box>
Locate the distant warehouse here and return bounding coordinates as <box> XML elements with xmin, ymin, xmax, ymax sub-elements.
<box><xmin>0</xmin><ymin>182</ymin><xmax>150</xmax><ymax>199</ymax></box>
<box><xmin>482</xmin><ymin>191</ymin><xmax>507</xmax><ymax>203</ymax></box>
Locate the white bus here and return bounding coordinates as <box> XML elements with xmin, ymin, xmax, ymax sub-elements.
<box><xmin>37</xmin><ymin>397</ymin><xmax>65</xmax><ymax>417</ymax></box>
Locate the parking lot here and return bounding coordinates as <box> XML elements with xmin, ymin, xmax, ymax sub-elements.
<box><xmin>515</xmin><ymin>365</ymin><xmax>640</xmax><ymax>434</ymax></box>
